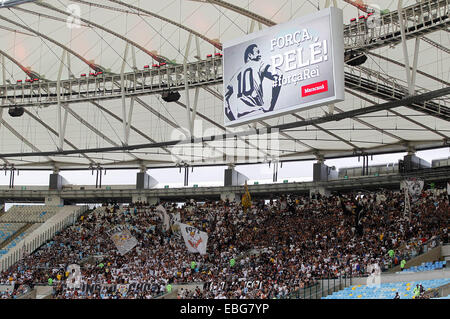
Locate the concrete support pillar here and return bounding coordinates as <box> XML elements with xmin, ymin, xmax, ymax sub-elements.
<box><xmin>136</xmin><ymin>172</ymin><xmax>158</xmax><ymax>190</ymax></box>
<box><xmin>313</xmin><ymin>162</ymin><xmax>338</xmax><ymax>182</ymax></box>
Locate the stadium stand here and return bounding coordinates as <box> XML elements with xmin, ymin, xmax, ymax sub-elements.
<box><xmin>0</xmin><ymin>206</ymin><xmax>70</xmax><ymax>259</ymax></box>
<box><xmin>0</xmin><ymin>205</ymin><xmax>87</xmax><ymax>275</ymax></box>
<box><xmin>0</xmin><ymin>187</ymin><xmax>446</xmax><ymax>299</ymax></box>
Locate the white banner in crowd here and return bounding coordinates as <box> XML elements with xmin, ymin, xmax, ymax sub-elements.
<box><xmin>108</xmin><ymin>226</ymin><xmax>138</xmax><ymax>256</ymax></box>
<box><xmin>156</xmin><ymin>205</ymin><xmax>170</xmax><ymax>231</ymax></box>
<box><xmin>447</xmin><ymin>182</ymin><xmax>450</xmax><ymax>195</ymax></box>
<box><xmin>405</xmin><ymin>178</ymin><xmax>424</xmax><ymax>202</ymax></box>
<box><xmin>178</xmin><ymin>223</ymin><xmax>208</xmax><ymax>255</ymax></box>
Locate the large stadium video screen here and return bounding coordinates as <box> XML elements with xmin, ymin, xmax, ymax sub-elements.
<box><xmin>223</xmin><ymin>7</ymin><xmax>345</xmax><ymax>127</ymax></box>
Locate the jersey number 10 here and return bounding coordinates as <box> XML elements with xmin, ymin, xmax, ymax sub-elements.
<box><xmin>236</xmin><ymin>68</ymin><xmax>254</xmax><ymax>98</ymax></box>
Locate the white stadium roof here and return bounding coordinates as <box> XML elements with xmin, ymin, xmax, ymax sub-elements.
<box><xmin>0</xmin><ymin>0</ymin><xmax>449</xmax><ymax>170</ymax></box>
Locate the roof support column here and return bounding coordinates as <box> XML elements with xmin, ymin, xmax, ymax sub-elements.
<box><xmin>398</xmin><ymin>0</ymin><xmax>420</xmax><ymax>96</ymax></box>
<box><xmin>410</xmin><ymin>37</ymin><xmax>421</xmax><ymax>95</ymax></box>
<box><xmin>224</xmin><ymin>167</ymin><xmax>248</xmax><ymax>187</ymax></box>
<box><xmin>57</xmin><ymin>50</ymin><xmax>69</xmax><ymax>151</ymax></box>
<box><xmin>49</xmin><ymin>166</ymin><xmax>68</xmax><ymax>191</ymax></box>
<box><xmin>0</xmin><ymin>51</ymin><xmax>5</xmax><ymax>130</ymax></box>
<box><xmin>221</xmin><ymin>165</ymin><xmax>245</xmax><ymax>203</ymax></box>
<box><xmin>183</xmin><ymin>34</ymin><xmax>202</xmax><ymax>137</ymax></box>
<box><xmin>311</xmin><ymin>153</ymin><xmax>334</xmax><ymax>198</ymax></box>
<box><xmin>131</xmin><ymin>45</ymin><xmax>137</xmax><ymax>71</ymax></box>
<box><xmin>125</xmin><ymin>98</ymin><xmax>134</xmax><ymax>146</ymax></box>
<box><xmin>184</xmin><ymin>59</ymin><xmax>192</xmax><ymax>136</ymax></box>
<box><xmin>248</xmin><ymin>19</ymin><xmax>263</xmax><ymax>33</ymax></box>
<box><xmin>1</xmin><ymin>52</ymin><xmax>5</xmax><ymax>85</ymax></box>
<box><xmin>313</xmin><ymin>154</ymin><xmax>337</xmax><ymax>182</ymax></box>
<box><xmin>400</xmin><ymin>145</ymin><xmax>431</xmax><ymax>173</ymax></box>
<box><xmin>136</xmin><ymin>165</ymin><xmax>158</xmax><ymax>190</ymax></box>
<box><xmin>398</xmin><ymin>0</ymin><xmax>411</xmax><ymax>93</ymax></box>
<box><xmin>66</xmin><ymin>50</ymin><xmax>75</xmax><ymax>79</ymax></box>
<box><xmin>0</xmin><ymin>100</ymin><xmax>3</xmax><ymax>131</ymax></box>
<box><xmin>121</xmin><ymin>43</ymin><xmax>130</xmax><ymax>145</ymax></box>
<box><xmin>325</xmin><ymin>0</ymin><xmax>338</xmax><ymax>8</ymax></box>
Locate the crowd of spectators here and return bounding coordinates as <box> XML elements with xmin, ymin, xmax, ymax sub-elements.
<box><xmin>0</xmin><ymin>187</ymin><xmax>447</xmax><ymax>299</ymax></box>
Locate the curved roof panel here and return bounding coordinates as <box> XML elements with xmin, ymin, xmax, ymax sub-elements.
<box><xmin>0</xmin><ymin>0</ymin><xmax>448</xmax><ymax>169</ymax></box>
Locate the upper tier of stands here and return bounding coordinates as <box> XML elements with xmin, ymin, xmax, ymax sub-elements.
<box><xmin>0</xmin><ymin>206</ymin><xmax>59</xmax><ymax>223</ymax></box>
<box><xmin>0</xmin><ymin>205</ymin><xmax>85</xmax><ymax>266</ymax></box>
<box><xmin>0</xmin><ymin>223</ymin><xmax>26</xmax><ymax>246</ymax></box>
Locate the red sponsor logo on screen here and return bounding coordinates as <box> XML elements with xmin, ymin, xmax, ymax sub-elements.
<box><xmin>301</xmin><ymin>80</ymin><xmax>328</xmax><ymax>97</ymax></box>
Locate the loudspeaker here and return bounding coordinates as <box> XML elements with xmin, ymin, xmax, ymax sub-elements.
<box><xmin>8</xmin><ymin>107</ymin><xmax>25</xmax><ymax>117</ymax></box>
<box><xmin>161</xmin><ymin>91</ymin><xmax>181</xmax><ymax>102</ymax></box>
<box><xmin>345</xmin><ymin>51</ymin><xmax>367</xmax><ymax>66</ymax></box>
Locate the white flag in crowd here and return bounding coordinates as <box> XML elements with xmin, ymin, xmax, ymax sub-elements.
<box><xmin>108</xmin><ymin>226</ymin><xmax>138</xmax><ymax>256</ymax></box>
<box><xmin>170</xmin><ymin>212</ymin><xmax>182</xmax><ymax>238</ymax></box>
<box><xmin>178</xmin><ymin>223</ymin><xmax>208</xmax><ymax>255</ymax></box>
<box><xmin>447</xmin><ymin>182</ymin><xmax>450</xmax><ymax>195</ymax></box>
<box><xmin>156</xmin><ymin>205</ymin><xmax>170</xmax><ymax>231</ymax></box>
<box><xmin>405</xmin><ymin>178</ymin><xmax>424</xmax><ymax>202</ymax></box>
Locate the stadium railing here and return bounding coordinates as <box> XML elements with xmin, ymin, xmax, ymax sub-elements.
<box><xmin>283</xmin><ymin>274</ymin><xmax>354</xmax><ymax>299</ymax></box>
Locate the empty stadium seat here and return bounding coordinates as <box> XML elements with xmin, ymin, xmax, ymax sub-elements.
<box><xmin>0</xmin><ymin>223</ymin><xmax>26</xmax><ymax>245</ymax></box>
<box><xmin>397</xmin><ymin>261</ymin><xmax>446</xmax><ymax>273</ymax></box>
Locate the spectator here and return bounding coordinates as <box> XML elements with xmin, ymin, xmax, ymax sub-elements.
<box><xmin>400</xmin><ymin>259</ymin><xmax>406</xmax><ymax>271</ymax></box>
<box><xmin>413</xmin><ymin>285</ymin><xmax>420</xmax><ymax>299</ymax></box>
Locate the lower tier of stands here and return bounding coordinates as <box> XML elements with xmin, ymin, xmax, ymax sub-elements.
<box><xmin>399</xmin><ymin>261</ymin><xmax>446</xmax><ymax>273</ymax></box>
<box><xmin>322</xmin><ymin>278</ymin><xmax>450</xmax><ymax>299</ymax></box>
<box><xmin>0</xmin><ymin>224</ymin><xmax>41</xmax><ymax>256</ymax></box>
